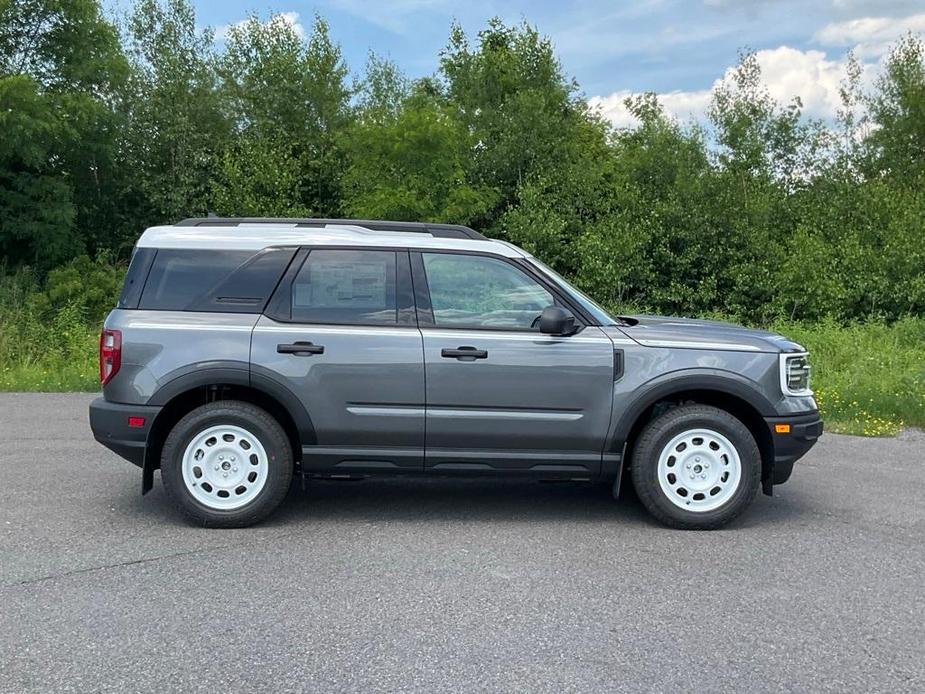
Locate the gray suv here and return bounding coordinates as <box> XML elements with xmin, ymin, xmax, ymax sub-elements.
<box><xmin>89</xmin><ymin>218</ymin><xmax>822</xmax><ymax>529</ymax></box>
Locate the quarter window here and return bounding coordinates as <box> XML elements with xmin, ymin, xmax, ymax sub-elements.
<box><xmin>139</xmin><ymin>250</ymin><xmax>252</xmax><ymax>311</ymax></box>
<box><xmin>421</xmin><ymin>253</ymin><xmax>554</xmax><ymax>329</ymax></box>
<box><xmin>291</xmin><ymin>250</ymin><xmax>397</xmax><ymax>325</ymax></box>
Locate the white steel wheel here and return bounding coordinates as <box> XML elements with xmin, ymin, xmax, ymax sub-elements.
<box><xmin>656</xmin><ymin>428</ymin><xmax>742</xmax><ymax>513</ymax></box>
<box><xmin>181</xmin><ymin>424</ymin><xmax>269</xmax><ymax>510</ymax></box>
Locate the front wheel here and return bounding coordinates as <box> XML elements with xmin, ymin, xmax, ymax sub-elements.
<box><xmin>161</xmin><ymin>401</ymin><xmax>293</xmax><ymax>527</ymax></box>
<box><xmin>630</xmin><ymin>404</ymin><xmax>760</xmax><ymax>529</ymax></box>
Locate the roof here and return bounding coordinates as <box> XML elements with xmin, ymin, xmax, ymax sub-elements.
<box><xmin>136</xmin><ymin>222</ymin><xmax>524</xmax><ymax>257</ymax></box>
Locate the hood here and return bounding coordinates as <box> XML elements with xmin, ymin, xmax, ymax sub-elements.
<box><xmin>611</xmin><ymin>315</ymin><xmax>805</xmax><ymax>354</ymax></box>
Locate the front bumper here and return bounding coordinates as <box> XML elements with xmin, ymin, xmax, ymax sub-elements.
<box><xmin>89</xmin><ymin>397</ymin><xmax>162</xmax><ymax>468</ymax></box>
<box><xmin>764</xmin><ymin>410</ymin><xmax>823</xmax><ymax>485</ymax></box>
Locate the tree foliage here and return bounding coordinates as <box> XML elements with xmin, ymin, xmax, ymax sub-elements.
<box><xmin>216</xmin><ymin>13</ymin><xmax>350</xmax><ymax>215</ymax></box>
<box><xmin>0</xmin><ymin>0</ymin><xmax>127</xmax><ymax>268</ymax></box>
<box><xmin>1</xmin><ymin>0</ymin><xmax>924</xmax><ymax>322</ymax></box>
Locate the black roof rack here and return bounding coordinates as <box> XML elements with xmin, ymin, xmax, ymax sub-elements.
<box><xmin>176</xmin><ymin>217</ymin><xmax>487</xmax><ymax>241</ymax></box>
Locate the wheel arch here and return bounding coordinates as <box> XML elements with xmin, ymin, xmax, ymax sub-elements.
<box><xmin>610</xmin><ymin>371</ymin><xmax>776</xmax><ymax>496</ymax></box>
<box><xmin>142</xmin><ymin>367</ymin><xmax>315</xmax><ymax>494</ymax></box>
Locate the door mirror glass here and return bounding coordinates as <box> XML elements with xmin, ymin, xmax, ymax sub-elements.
<box><xmin>538</xmin><ymin>306</ymin><xmax>577</xmax><ymax>336</ymax></box>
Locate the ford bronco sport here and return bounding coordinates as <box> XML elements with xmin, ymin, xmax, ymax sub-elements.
<box><xmin>89</xmin><ymin>218</ymin><xmax>822</xmax><ymax>529</ymax></box>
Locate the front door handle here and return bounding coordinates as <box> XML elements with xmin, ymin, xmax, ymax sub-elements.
<box><xmin>277</xmin><ymin>341</ymin><xmax>324</xmax><ymax>356</ymax></box>
<box><xmin>441</xmin><ymin>346</ymin><xmax>488</xmax><ymax>361</ymax></box>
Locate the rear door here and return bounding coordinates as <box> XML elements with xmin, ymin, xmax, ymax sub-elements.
<box><xmin>250</xmin><ymin>248</ymin><xmax>425</xmax><ymax>473</ymax></box>
<box><xmin>412</xmin><ymin>251</ymin><xmax>616</xmax><ymax>476</ymax></box>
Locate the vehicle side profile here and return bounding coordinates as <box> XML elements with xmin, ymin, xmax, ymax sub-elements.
<box><xmin>89</xmin><ymin>217</ymin><xmax>822</xmax><ymax>529</ymax></box>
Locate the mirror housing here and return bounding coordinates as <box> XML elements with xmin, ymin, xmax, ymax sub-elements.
<box><xmin>538</xmin><ymin>306</ymin><xmax>578</xmax><ymax>336</ymax></box>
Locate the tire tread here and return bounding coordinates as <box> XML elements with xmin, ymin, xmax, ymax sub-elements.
<box><xmin>160</xmin><ymin>400</ymin><xmax>293</xmax><ymax>528</ymax></box>
<box><xmin>630</xmin><ymin>404</ymin><xmax>760</xmax><ymax>530</ymax></box>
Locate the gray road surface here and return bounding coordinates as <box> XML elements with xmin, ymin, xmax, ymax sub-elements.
<box><xmin>0</xmin><ymin>393</ymin><xmax>923</xmax><ymax>693</ymax></box>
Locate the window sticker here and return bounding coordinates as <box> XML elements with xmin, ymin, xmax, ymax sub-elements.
<box><xmin>294</xmin><ymin>258</ymin><xmax>389</xmax><ymax>309</ymax></box>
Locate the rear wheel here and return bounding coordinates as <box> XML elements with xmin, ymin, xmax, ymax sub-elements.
<box><xmin>630</xmin><ymin>404</ymin><xmax>760</xmax><ymax>529</ymax></box>
<box><xmin>161</xmin><ymin>401</ymin><xmax>293</xmax><ymax>527</ymax></box>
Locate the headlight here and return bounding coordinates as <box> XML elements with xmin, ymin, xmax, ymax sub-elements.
<box><xmin>779</xmin><ymin>353</ymin><xmax>812</xmax><ymax>396</ymax></box>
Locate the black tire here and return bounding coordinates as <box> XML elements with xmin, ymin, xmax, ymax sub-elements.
<box><xmin>160</xmin><ymin>400</ymin><xmax>293</xmax><ymax>528</ymax></box>
<box><xmin>630</xmin><ymin>404</ymin><xmax>760</xmax><ymax>530</ymax></box>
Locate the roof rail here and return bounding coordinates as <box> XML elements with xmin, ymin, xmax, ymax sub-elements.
<box><xmin>175</xmin><ymin>217</ymin><xmax>487</xmax><ymax>241</ymax></box>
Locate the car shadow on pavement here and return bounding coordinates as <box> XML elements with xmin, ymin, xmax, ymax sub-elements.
<box><xmin>125</xmin><ymin>472</ymin><xmax>815</xmax><ymax>530</ymax></box>
<box><xmin>280</xmin><ymin>477</ymin><xmax>656</xmax><ymax>526</ymax></box>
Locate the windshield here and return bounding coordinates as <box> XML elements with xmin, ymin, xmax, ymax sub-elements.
<box><xmin>525</xmin><ymin>257</ymin><xmax>617</xmax><ymax>326</ymax></box>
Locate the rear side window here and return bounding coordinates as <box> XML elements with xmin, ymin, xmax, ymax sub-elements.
<box><xmin>139</xmin><ymin>250</ymin><xmax>255</xmax><ymax>311</ymax></box>
<box><xmin>290</xmin><ymin>250</ymin><xmax>397</xmax><ymax>325</ymax></box>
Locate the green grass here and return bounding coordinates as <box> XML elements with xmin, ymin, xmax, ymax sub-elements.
<box><xmin>772</xmin><ymin>317</ymin><xmax>925</xmax><ymax>436</ymax></box>
<box><xmin>0</xmin><ymin>267</ymin><xmax>103</xmax><ymax>392</ymax></box>
<box><xmin>1</xmin><ymin>300</ymin><xmax>922</xmax><ymax>436</ymax></box>
<box><xmin>0</xmin><ymin>321</ymin><xmax>99</xmax><ymax>392</ymax></box>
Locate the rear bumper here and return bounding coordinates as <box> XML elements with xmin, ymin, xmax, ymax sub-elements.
<box><xmin>89</xmin><ymin>397</ymin><xmax>161</xmax><ymax>468</ymax></box>
<box><xmin>764</xmin><ymin>411</ymin><xmax>823</xmax><ymax>485</ymax></box>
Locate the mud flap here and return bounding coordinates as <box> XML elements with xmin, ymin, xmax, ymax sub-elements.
<box><xmin>762</xmin><ymin>474</ymin><xmax>773</xmax><ymax>496</ymax></box>
<box><xmin>142</xmin><ymin>456</ymin><xmax>155</xmax><ymax>495</ymax></box>
<box><xmin>611</xmin><ymin>442</ymin><xmax>629</xmax><ymax>500</ymax></box>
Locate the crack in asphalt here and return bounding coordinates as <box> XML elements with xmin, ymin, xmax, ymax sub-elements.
<box><xmin>2</xmin><ymin>529</ymin><xmax>304</xmax><ymax>589</ymax></box>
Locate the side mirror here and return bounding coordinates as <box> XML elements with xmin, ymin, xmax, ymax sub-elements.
<box><xmin>538</xmin><ymin>306</ymin><xmax>578</xmax><ymax>336</ymax></box>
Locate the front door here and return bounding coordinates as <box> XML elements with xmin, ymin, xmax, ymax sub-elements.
<box><xmin>413</xmin><ymin>251</ymin><xmax>615</xmax><ymax>475</ymax></box>
<box><xmin>250</xmin><ymin>248</ymin><xmax>425</xmax><ymax>472</ymax></box>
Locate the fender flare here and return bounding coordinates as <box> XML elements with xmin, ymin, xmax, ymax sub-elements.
<box><xmin>146</xmin><ymin>362</ymin><xmax>251</xmax><ymax>407</ymax></box>
<box><xmin>608</xmin><ymin>369</ymin><xmax>777</xmax><ymax>452</ymax></box>
<box><xmin>141</xmin><ymin>362</ymin><xmax>316</xmax><ymax>493</ymax></box>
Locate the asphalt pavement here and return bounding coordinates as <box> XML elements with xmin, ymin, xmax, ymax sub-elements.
<box><xmin>1</xmin><ymin>393</ymin><xmax>923</xmax><ymax>693</ymax></box>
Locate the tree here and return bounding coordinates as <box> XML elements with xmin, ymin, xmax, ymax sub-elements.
<box><xmin>215</xmin><ymin>13</ymin><xmax>351</xmax><ymax>215</ymax></box>
<box><xmin>355</xmin><ymin>53</ymin><xmax>409</xmax><ymax>123</ymax></box>
<box><xmin>0</xmin><ymin>74</ymin><xmax>77</xmax><ymax>267</ymax></box>
<box><xmin>343</xmin><ymin>85</ymin><xmax>498</xmax><ymax>222</ymax></box>
<box><xmin>0</xmin><ymin>0</ymin><xmax>125</xmax><ymax>92</ymax></box>
<box><xmin>865</xmin><ymin>34</ymin><xmax>925</xmax><ymax>184</ymax></box>
<box><xmin>703</xmin><ymin>52</ymin><xmax>828</xmax><ymax>321</ymax></box>
<box><xmin>439</xmin><ymin>19</ymin><xmax>595</xmax><ymax>230</ymax></box>
<box><xmin>0</xmin><ymin>0</ymin><xmax>127</xmax><ymax>268</ymax></box>
<box><xmin>123</xmin><ymin>0</ymin><xmax>227</xmax><ymax>225</ymax></box>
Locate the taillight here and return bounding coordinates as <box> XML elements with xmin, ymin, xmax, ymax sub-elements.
<box><xmin>100</xmin><ymin>328</ymin><xmax>122</xmax><ymax>385</ymax></box>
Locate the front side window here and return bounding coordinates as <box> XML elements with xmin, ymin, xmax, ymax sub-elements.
<box><xmin>525</xmin><ymin>257</ymin><xmax>616</xmax><ymax>326</ymax></box>
<box><xmin>421</xmin><ymin>253</ymin><xmax>554</xmax><ymax>329</ymax></box>
<box><xmin>291</xmin><ymin>249</ymin><xmax>397</xmax><ymax>325</ymax></box>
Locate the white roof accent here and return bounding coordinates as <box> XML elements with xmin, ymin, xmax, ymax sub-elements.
<box><xmin>136</xmin><ymin>224</ymin><xmax>525</xmax><ymax>257</ymax></box>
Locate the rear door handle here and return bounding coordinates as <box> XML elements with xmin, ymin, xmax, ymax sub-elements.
<box><xmin>277</xmin><ymin>341</ymin><xmax>324</xmax><ymax>356</ymax></box>
<box><xmin>441</xmin><ymin>346</ymin><xmax>488</xmax><ymax>361</ymax></box>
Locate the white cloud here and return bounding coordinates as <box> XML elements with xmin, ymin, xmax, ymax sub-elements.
<box><xmin>814</xmin><ymin>13</ymin><xmax>925</xmax><ymax>56</ymax></box>
<box><xmin>589</xmin><ymin>89</ymin><xmax>712</xmax><ymax>128</ymax></box>
<box><xmin>216</xmin><ymin>11</ymin><xmax>306</xmax><ymax>41</ymax></box>
<box><xmin>589</xmin><ymin>45</ymin><xmax>850</xmax><ymax>128</ymax></box>
<box><xmin>752</xmin><ymin>47</ymin><xmax>846</xmax><ymax>116</ymax></box>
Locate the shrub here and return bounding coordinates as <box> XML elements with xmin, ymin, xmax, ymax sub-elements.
<box><xmin>30</xmin><ymin>254</ymin><xmax>126</xmax><ymax>324</ymax></box>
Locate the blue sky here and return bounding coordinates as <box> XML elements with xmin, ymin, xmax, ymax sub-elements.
<box><xmin>107</xmin><ymin>1</ymin><xmax>925</xmax><ymax>125</ymax></box>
